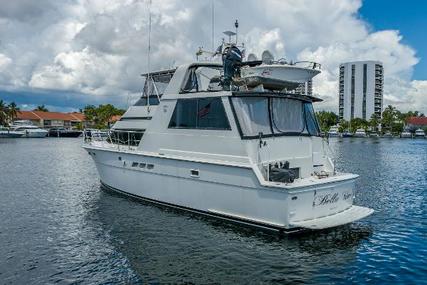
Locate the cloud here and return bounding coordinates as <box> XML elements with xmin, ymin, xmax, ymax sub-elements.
<box><xmin>0</xmin><ymin>0</ymin><xmax>425</xmax><ymax>113</ymax></box>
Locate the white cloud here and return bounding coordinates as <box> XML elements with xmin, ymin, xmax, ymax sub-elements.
<box><xmin>0</xmin><ymin>0</ymin><xmax>425</xmax><ymax>113</ymax></box>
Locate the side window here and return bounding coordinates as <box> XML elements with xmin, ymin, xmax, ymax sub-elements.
<box><xmin>169</xmin><ymin>99</ymin><xmax>198</xmax><ymax>128</ymax></box>
<box><xmin>169</xmin><ymin>98</ymin><xmax>231</xmax><ymax>130</ymax></box>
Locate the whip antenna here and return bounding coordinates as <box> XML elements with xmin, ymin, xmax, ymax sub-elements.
<box><xmin>146</xmin><ymin>0</ymin><xmax>152</xmax><ymax>108</ymax></box>
<box><xmin>211</xmin><ymin>0</ymin><xmax>215</xmax><ymax>51</ymax></box>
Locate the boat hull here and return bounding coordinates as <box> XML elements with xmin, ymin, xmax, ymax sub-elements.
<box><xmin>23</xmin><ymin>130</ymin><xmax>48</xmax><ymax>138</ymax></box>
<box><xmin>0</xmin><ymin>131</ymin><xmax>24</xmax><ymax>138</ymax></box>
<box><xmin>49</xmin><ymin>130</ymin><xmax>82</xmax><ymax>137</ymax></box>
<box><xmin>85</xmin><ymin>146</ymin><xmax>371</xmax><ymax>231</ymax></box>
<box><xmin>241</xmin><ymin>65</ymin><xmax>320</xmax><ymax>90</ymax></box>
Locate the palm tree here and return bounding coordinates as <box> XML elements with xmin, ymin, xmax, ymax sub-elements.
<box><xmin>7</xmin><ymin>102</ymin><xmax>19</xmax><ymax>122</ymax></box>
<box><xmin>0</xmin><ymin>100</ymin><xmax>9</xmax><ymax>126</ymax></box>
<box><xmin>34</xmin><ymin>105</ymin><xmax>48</xmax><ymax>112</ymax></box>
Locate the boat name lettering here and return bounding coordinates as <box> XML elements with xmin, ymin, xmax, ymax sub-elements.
<box><xmin>343</xmin><ymin>192</ymin><xmax>353</xmax><ymax>200</ymax></box>
<box><xmin>261</xmin><ymin>68</ymin><xmax>272</xmax><ymax>76</ymax></box>
<box><xmin>313</xmin><ymin>193</ymin><xmax>339</xmax><ymax>206</ymax></box>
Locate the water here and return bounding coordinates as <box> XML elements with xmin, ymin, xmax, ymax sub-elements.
<box><xmin>0</xmin><ymin>138</ymin><xmax>426</xmax><ymax>284</ymax></box>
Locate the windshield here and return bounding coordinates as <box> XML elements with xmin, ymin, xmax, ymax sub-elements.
<box><xmin>181</xmin><ymin>66</ymin><xmax>223</xmax><ymax>93</ymax></box>
<box><xmin>231</xmin><ymin>96</ymin><xmax>320</xmax><ymax>138</ymax></box>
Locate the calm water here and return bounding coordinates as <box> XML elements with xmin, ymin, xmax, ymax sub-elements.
<box><xmin>0</xmin><ymin>137</ymin><xmax>426</xmax><ymax>284</ymax></box>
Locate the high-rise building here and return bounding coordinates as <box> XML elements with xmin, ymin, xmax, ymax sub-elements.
<box><xmin>338</xmin><ymin>61</ymin><xmax>383</xmax><ymax>121</ymax></box>
<box><xmin>295</xmin><ymin>79</ymin><xmax>313</xmax><ymax>96</ymax></box>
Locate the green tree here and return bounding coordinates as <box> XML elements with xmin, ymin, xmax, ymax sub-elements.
<box><xmin>0</xmin><ymin>100</ymin><xmax>8</xmax><ymax>126</ymax></box>
<box><xmin>381</xmin><ymin>105</ymin><xmax>397</xmax><ymax>132</ymax></box>
<box><xmin>34</xmin><ymin>105</ymin><xmax>49</xmax><ymax>112</ymax></box>
<box><xmin>83</xmin><ymin>104</ymin><xmax>125</xmax><ymax>129</ymax></box>
<box><xmin>369</xmin><ymin>113</ymin><xmax>380</xmax><ymax>132</ymax></box>
<box><xmin>338</xmin><ymin>119</ymin><xmax>349</xmax><ymax>133</ymax></box>
<box><xmin>349</xmin><ymin>118</ymin><xmax>369</xmax><ymax>133</ymax></box>
<box><xmin>7</xmin><ymin>102</ymin><xmax>19</xmax><ymax>122</ymax></box>
<box><xmin>0</xmin><ymin>100</ymin><xmax>20</xmax><ymax>126</ymax></box>
<box><xmin>315</xmin><ymin>111</ymin><xmax>338</xmax><ymax>132</ymax></box>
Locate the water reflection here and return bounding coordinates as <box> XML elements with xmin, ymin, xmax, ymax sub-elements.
<box><xmin>95</xmin><ymin>186</ymin><xmax>373</xmax><ymax>284</ymax></box>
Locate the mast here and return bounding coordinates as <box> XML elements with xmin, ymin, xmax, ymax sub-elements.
<box><xmin>211</xmin><ymin>0</ymin><xmax>215</xmax><ymax>51</ymax></box>
<box><xmin>147</xmin><ymin>0</ymin><xmax>152</xmax><ymax>108</ymax></box>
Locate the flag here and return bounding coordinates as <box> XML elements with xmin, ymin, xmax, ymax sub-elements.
<box><xmin>198</xmin><ymin>103</ymin><xmax>211</xmax><ymax>118</ymax></box>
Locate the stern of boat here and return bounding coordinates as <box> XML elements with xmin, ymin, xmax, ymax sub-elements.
<box><xmin>285</xmin><ymin>174</ymin><xmax>373</xmax><ymax>230</ymax></box>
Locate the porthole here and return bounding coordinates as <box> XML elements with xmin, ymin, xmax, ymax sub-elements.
<box><xmin>132</xmin><ymin>162</ymin><xmax>138</xmax><ymax>167</ymax></box>
<box><xmin>139</xmin><ymin>163</ymin><xmax>146</xmax><ymax>168</ymax></box>
<box><xmin>147</xmin><ymin>164</ymin><xmax>154</xmax><ymax>169</ymax></box>
<box><xmin>118</xmin><ymin>156</ymin><xmax>122</xmax><ymax>161</ymax></box>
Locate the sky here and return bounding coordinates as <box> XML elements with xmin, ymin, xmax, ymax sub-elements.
<box><xmin>0</xmin><ymin>0</ymin><xmax>426</xmax><ymax>113</ymax></box>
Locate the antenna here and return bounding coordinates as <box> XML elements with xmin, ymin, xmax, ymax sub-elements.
<box><xmin>211</xmin><ymin>0</ymin><xmax>215</xmax><ymax>51</ymax></box>
<box><xmin>147</xmin><ymin>0</ymin><xmax>152</xmax><ymax>108</ymax></box>
<box><xmin>235</xmin><ymin>20</ymin><xmax>239</xmax><ymax>44</ymax></box>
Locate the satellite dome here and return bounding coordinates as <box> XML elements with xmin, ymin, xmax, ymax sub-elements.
<box><xmin>261</xmin><ymin>50</ymin><xmax>274</xmax><ymax>64</ymax></box>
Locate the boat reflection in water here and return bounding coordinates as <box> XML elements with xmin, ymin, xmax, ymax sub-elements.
<box><xmin>95</xmin><ymin>185</ymin><xmax>373</xmax><ymax>283</ymax></box>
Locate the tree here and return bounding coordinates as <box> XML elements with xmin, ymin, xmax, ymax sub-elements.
<box><xmin>349</xmin><ymin>118</ymin><xmax>368</xmax><ymax>133</ymax></box>
<box><xmin>315</xmin><ymin>111</ymin><xmax>338</xmax><ymax>132</ymax></box>
<box><xmin>0</xmin><ymin>100</ymin><xmax>8</xmax><ymax>126</ymax></box>
<box><xmin>34</xmin><ymin>105</ymin><xmax>49</xmax><ymax>112</ymax></box>
<box><xmin>7</xmin><ymin>102</ymin><xmax>19</xmax><ymax>122</ymax></box>
<box><xmin>0</xmin><ymin>100</ymin><xmax>20</xmax><ymax>126</ymax></box>
<box><xmin>369</xmin><ymin>113</ymin><xmax>380</xmax><ymax>132</ymax></box>
<box><xmin>381</xmin><ymin>105</ymin><xmax>397</xmax><ymax>132</ymax></box>
<box><xmin>338</xmin><ymin>119</ymin><xmax>349</xmax><ymax>133</ymax></box>
<box><xmin>83</xmin><ymin>104</ymin><xmax>125</xmax><ymax>129</ymax></box>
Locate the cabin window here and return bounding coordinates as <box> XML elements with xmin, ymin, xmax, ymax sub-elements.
<box><xmin>303</xmin><ymin>103</ymin><xmax>321</xmax><ymax>136</ymax></box>
<box><xmin>181</xmin><ymin>66</ymin><xmax>223</xmax><ymax>93</ymax></box>
<box><xmin>230</xmin><ymin>97</ymin><xmax>272</xmax><ymax>137</ymax></box>
<box><xmin>134</xmin><ymin>96</ymin><xmax>161</xmax><ymax>106</ymax></box>
<box><xmin>168</xmin><ymin>98</ymin><xmax>231</xmax><ymax>130</ymax></box>
<box><xmin>270</xmin><ymin>98</ymin><xmax>305</xmax><ymax>134</ymax></box>
<box><xmin>231</xmin><ymin>96</ymin><xmax>320</xmax><ymax>138</ymax></box>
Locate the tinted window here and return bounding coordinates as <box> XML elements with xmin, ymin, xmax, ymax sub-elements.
<box><xmin>303</xmin><ymin>103</ymin><xmax>320</xmax><ymax>136</ymax></box>
<box><xmin>169</xmin><ymin>98</ymin><xmax>231</xmax><ymax>130</ymax></box>
<box><xmin>134</xmin><ymin>96</ymin><xmax>160</xmax><ymax>106</ymax></box>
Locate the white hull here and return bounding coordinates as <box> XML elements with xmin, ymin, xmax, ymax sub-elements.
<box><xmin>328</xmin><ymin>132</ymin><xmax>340</xmax><ymax>137</ymax></box>
<box><xmin>85</xmin><ymin>146</ymin><xmax>372</xmax><ymax>232</ymax></box>
<box><xmin>23</xmin><ymin>130</ymin><xmax>48</xmax><ymax>138</ymax></box>
<box><xmin>0</xmin><ymin>131</ymin><xmax>24</xmax><ymax>138</ymax></box>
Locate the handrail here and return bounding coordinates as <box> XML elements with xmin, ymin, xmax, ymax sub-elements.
<box><xmin>83</xmin><ymin>129</ymin><xmax>144</xmax><ymax>150</ymax></box>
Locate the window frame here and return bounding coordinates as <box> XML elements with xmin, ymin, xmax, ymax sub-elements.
<box><xmin>229</xmin><ymin>93</ymin><xmax>321</xmax><ymax>140</ymax></box>
<box><xmin>168</xmin><ymin>97</ymin><xmax>232</xmax><ymax>131</ymax></box>
<box><xmin>179</xmin><ymin>64</ymin><xmax>224</xmax><ymax>94</ymax></box>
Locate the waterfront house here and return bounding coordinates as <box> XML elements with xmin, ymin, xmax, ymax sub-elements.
<box><xmin>15</xmin><ymin>111</ymin><xmax>87</xmax><ymax>129</ymax></box>
<box><xmin>405</xmin><ymin>117</ymin><xmax>427</xmax><ymax>132</ymax></box>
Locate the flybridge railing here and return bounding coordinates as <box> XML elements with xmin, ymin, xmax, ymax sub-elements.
<box><xmin>84</xmin><ymin>129</ymin><xmax>144</xmax><ymax>151</ymax></box>
<box><xmin>291</xmin><ymin>61</ymin><xmax>321</xmax><ymax>70</ymax></box>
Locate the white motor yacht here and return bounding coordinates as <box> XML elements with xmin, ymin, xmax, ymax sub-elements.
<box><xmin>327</xmin><ymin>126</ymin><xmax>340</xmax><ymax>137</ymax></box>
<box><xmin>400</xmin><ymin>130</ymin><xmax>412</xmax><ymax>138</ymax></box>
<box><xmin>0</xmin><ymin>126</ymin><xmax>24</xmax><ymax>138</ymax></box>
<box><xmin>11</xmin><ymin>120</ymin><xmax>48</xmax><ymax>138</ymax></box>
<box><xmin>382</xmin><ymin>131</ymin><xmax>393</xmax><ymax>138</ymax></box>
<box><xmin>83</xmin><ymin>61</ymin><xmax>373</xmax><ymax>233</ymax></box>
<box><xmin>414</xmin><ymin>128</ymin><xmax>425</xmax><ymax>138</ymax></box>
<box><xmin>354</xmin><ymin>128</ymin><xmax>367</xmax><ymax>137</ymax></box>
